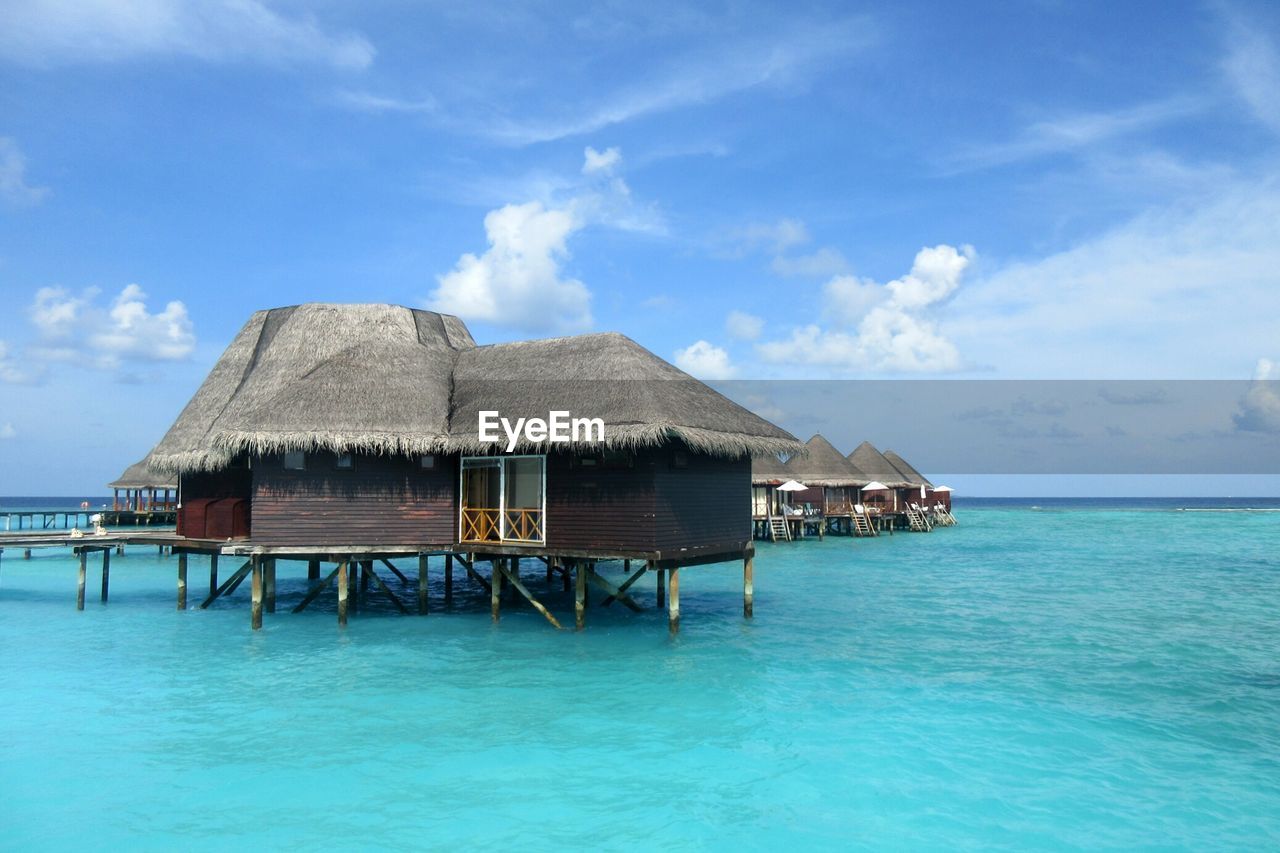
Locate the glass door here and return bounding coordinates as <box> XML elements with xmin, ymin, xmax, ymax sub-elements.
<box><xmin>459</xmin><ymin>455</ymin><xmax>546</xmax><ymax>544</ymax></box>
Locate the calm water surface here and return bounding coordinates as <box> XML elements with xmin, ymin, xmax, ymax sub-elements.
<box><xmin>1</xmin><ymin>500</ymin><xmax>1278</xmax><ymax>850</ymax></box>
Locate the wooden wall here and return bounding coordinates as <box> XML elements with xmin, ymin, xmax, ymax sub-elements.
<box><xmin>652</xmin><ymin>449</ymin><xmax>750</xmax><ymax>555</ymax></box>
<box><xmin>544</xmin><ymin>449</ymin><xmax>657</xmax><ymax>552</ymax></box>
<box><xmin>250</xmin><ymin>452</ymin><xmax>457</xmax><ymax>547</ymax></box>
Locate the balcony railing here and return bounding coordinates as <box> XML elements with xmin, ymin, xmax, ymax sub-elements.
<box><xmin>460</xmin><ymin>507</ymin><xmax>544</xmax><ymax>544</ymax></box>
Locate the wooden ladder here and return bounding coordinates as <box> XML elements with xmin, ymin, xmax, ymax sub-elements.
<box><xmin>768</xmin><ymin>517</ymin><xmax>791</xmax><ymax>542</ymax></box>
<box><xmin>906</xmin><ymin>509</ymin><xmax>930</xmax><ymax>532</ymax></box>
<box><xmin>852</xmin><ymin>513</ymin><xmax>875</xmax><ymax>537</ymax></box>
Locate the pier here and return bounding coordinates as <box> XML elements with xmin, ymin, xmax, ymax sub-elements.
<box><xmin>1</xmin><ymin>509</ymin><xmax>177</xmax><ymax>531</ymax></box>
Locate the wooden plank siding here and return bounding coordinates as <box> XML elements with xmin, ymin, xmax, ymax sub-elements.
<box><xmin>652</xmin><ymin>450</ymin><xmax>750</xmax><ymax>556</ymax></box>
<box><xmin>544</xmin><ymin>449</ymin><xmax>658</xmax><ymax>552</ymax></box>
<box><xmin>250</xmin><ymin>452</ymin><xmax>457</xmax><ymax>547</ymax></box>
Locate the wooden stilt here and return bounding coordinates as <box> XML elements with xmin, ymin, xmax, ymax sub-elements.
<box><xmin>77</xmin><ymin>549</ymin><xmax>87</xmax><ymax>610</ymax></box>
<box><xmin>491</xmin><ymin>559</ymin><xmax>503</xmax><ymax>622</ymax></box>
<box><xmin>668</xmin><ymin>568</ymin><xmax>680</xmax><ymax>635</ymax></box>
<box><xmin>209</xmin><ymin>553</ymin><xmax>219</xmax><ymax>596</ymax></box>
<box><xmin>199</xmin><ymin>560</ymin><xmax>253</xmax><ymax>609</ymax></box>
<box><xmin>546</xmin><ymin>557</ymin><xmax>554</xmax><ymax>585</ymax></box>
<box><xmin>458</xmin><ymin>557</ymin><xmax>492</xmax><ymax>595</ymax></box>
<box><xmin>24</xmin><ymin>548</ymin><xmax>32</xmax><ymax>559</ymax></box>
<box><xmin>624</xmin><ymin>559</ymin><xmax>631</xmax><ymax>574</ymax></box>
<box><xmin>177</xmin><ymin>551</ymin><xmax>188</xmax><ymax>610</ymax></box>
<box><xmin>264</xmin><ymin>558</ymin><xmax>276</xmax><ymax>614</ymax></box>
<box><xmin>562</xmin><ymin>559</ymin><xmax>571</xmax><ymax>593</ymax></box>
<box><xmin>100</xmin><ymin>548</ymin><xmax>110</xmax><ymax>603</ymax></box>
<box><xmin>444</xmin><ymin>554</ymin><xmax>454</xmax><ymax>605</ymax></box>
<box><xmin>574</xmin><ymin>560</ymin><xmax>586</xmax><ymax>631</ymax></box>
<box><xmin>744</xmin><ymin>549</ymin><xmax>754</xmax><ymax>619</ymax></box>
<box><xmin>292</xmin><ymin>567</ymin><xmax>340</xmax><ymax>613</ymax></box>
<box><xmin>337</xmin><ymin>560</ymin><xmax>349</xmax><ymax>627</ymax></box>
<box><xmin>250</xmin><ymin>556</ymin><xmax>263</xmax><ymax>631</ymax></box>
<box><xmin>495</xmin><ymin>562</ymin><xmax>562</xmax><ymax>629</ymax></box>
<box><xmin>656</xmin><ymin>564</ymin><xmax>665</xmax><ymax>608</ymax></box>
<box><xmin>307</xmin><ymin>558</ymin><xmax>320</xmax><ymax>581</ymax></box>
<box><xmin>418</xmin><ymin>554</ymin><xmax>428</xmax><ymax>615</ymax></box>
<box><xmin>361</xmin><ymin>560</ymin><xmax>371</xmax><ymax>594</ymax></box>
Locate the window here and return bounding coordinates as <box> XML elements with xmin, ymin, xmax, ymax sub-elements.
<box><xmin>335</xmin><ymin>453</ymin><xmax>355</xmax><ymax>470</ymax></box>
<box><xmin>460</xmin><ymin>455</ymin><xmax>546</xmax><ymax>543</ymax></box>
<box><xmin>420</xmin><ymin>454</ymin><xmax>436</xmax><ymax>470</ymax></box>
<box><xmin>283</xmin><ymin>450</ymin><xmax>306</xmax><ymax>471</ymax></box>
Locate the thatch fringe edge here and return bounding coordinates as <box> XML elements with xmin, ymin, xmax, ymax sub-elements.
<box><xmin>152</xmin><ymin>424</ymin><xmax>803</xmax><ymax>473</ymax></box>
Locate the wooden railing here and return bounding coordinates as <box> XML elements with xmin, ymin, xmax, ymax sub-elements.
<box><xmin>460</xmin><ymin>507</ymin><xmax>544</xmax><ymax>543</ymax></box>
<box><xmin>502</xmin><ymin>508</ymin><xmax>543</xmax><ymax>542</ymax></box>
<box><xmin>461</xmin><ymin>507</ymin><xmax>500</xmax><ymax>542</ymax></box>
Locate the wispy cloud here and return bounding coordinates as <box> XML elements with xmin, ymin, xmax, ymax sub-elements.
<box><xmin>0</xmin><ymin>137</ymin><xmax>49</xmax><ymax>206</ymax></box>
<box><xmin>0</xmin><ymin>0</ymin><xmax>374</xmax><ymax>69</ymax></box>
<box><xmin>333</xmin><ymin>90</ymin><xmax>436</xmax><ymax>114</ymax></box>
<box><xmin>346</xmin><ymin>16</ymin><xmax>873</xmax><ymax>146</ymax></box>
<box><xmin>944</xmin><ymin>97</ymin><xmax>1206</xmax><ymax>172</ymax></box>
<box><xmin>1222</xmin><ymin>14</ymin><xmax>1280</xmax><ymax>134</ymax></box>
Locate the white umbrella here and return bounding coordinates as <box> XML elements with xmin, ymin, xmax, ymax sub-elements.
<box><xmin>932</xmin><ymin>485</ymin><xmax>954</xmax><ymax>492</ymax></box>
<box><xmin>776</xmin><ymin>480</ymin><xmax>808</xmax><ymax>492</ymax></box>
<box><xmin>862</xmin><ymin>481</ymin><xmax>888</xmax><ymax>491</ymax></box>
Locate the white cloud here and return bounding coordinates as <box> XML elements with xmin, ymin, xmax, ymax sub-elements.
<box><xmin>0</xmin><ymin>422</ymin><xmax>15</xmax><ymax>439</ymax></box>
<box><xmin>1223</xmin><ymin>20</ymin><xmax>1280</xmax><ymax>134</ymax></box>
<box><xmin>582</xmin><ymin>146</ymin><xmax>622</xmax><ymax>175</ymax></box>
<box><xmin>674</xmin><ymin>340</ymin><xmax>735</xmax><ymax>379</ymax></box>
<box><xmin>726</xmin><ymin>310</ymin><xmax>763</xmax><ymax>341</ymax></box>
<box><xmin>0</xmin><ymin>0</ymin><xmax>374</xmax><ymax>69</ymax></box>
<box><xmin>946</xmin><ymin>179</ymin><xmax>1280</xmax><ymax>377</ymax></box>
<box><xmin>758</xmin><ymin>244</ymin><xmax>972</xmax><ymax>373</ymax></box>
<box><xmin>734</xmin><ymin>218</ymin><xmax>811</xmax><ymax>255</ymax></box>
<box><xmin>0</xmin><ymin>137</ymin><xmax>49</xmax><ymax>205</ymax></box>
<box><xmin>1234</xmin><ymin>358</ymin><xmax>1280</xmax><ymax>433</ymax></box>
<box><xmin>28</xmin><ymin>284</ymin><xmax>195</xmax><ymax>369</ymax></box>
<box><xmin>429</xmin><ymin>201</ymin><xmax>592</xmax><ymax>333</ymax></box>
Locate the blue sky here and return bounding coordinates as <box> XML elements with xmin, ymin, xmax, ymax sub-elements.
<box><xmin>1</xmin><ymin>0</ymin><xmax>1279</xmax><ymax>494</ymax></box>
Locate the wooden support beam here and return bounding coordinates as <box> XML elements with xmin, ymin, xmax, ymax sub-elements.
<box><xmin>491</xmin><ymin>558</ymin><xmax>503</xmax><ymax>622</ymax></box>
<box><xmin>177</xmin><ymin>551</ymin><xmax>188</xmax><ymax>610</ymax></box>
<box><xmin>656</xmin><ymin>564</ymin><xmax>665</xmax><ymax>608</ymax></box>
<box><xmin>360</xmin><ymin>560</ymin><xmax>371</xmax><ymax>594</ymax></box>
<box><xmin>209</xmin><ymin>553</ymin><xmax>219</xmax><ymax>596</ymax></box>
<box><xmin>337</xmin><ymin>560</ymin><xmax>349</xmax><ymax>627</ymax></box>
<box><xmin>457</xmin><ymin>557</ymin><xmax>492</xmax><ymax>595</ymax></box>
<box><xmin>251</xmin><ymin>556</ymin><xmax>263</xmax><ymax>630</ymax></box>
<box><xmin>100</xmin><ymin>548</ymin><xmax>110</xmax><ymax>603</ymax></box>
<box><xmin>744</xmin><ymin>550</ymin><xmax>754</xmax><ymax>619</ymax></box>
<box><xmin>199</xmin><ymin>560</ymin><xmax>253</xmax><ymax>609</ymax></box>
<box><xmin>444</xmin><ymin>554</ymin><xmax>453</xmax><ymax>605</ymax></box>
<box><xmin>366</xmin><ymin>565</ymin><xmax>410</xmax><ymax>615</ymax></box>
<box><xmin>574</xmin><ymin>560</ymin><xmax>586</xmax><ymax>631</ymax></box>
<box><xmin>495</xmin><ymin>561</ymin><xmax>562</xmax><ymax>630</ymax></box>
<box><xmin>624</xmin><ymin>559</ymin><xmax>631</xmax><ymax>574</ymax></box>
<box><xmin>587</xmin><ymin>568</ymin><xmax>643</xmax><ymax>613</ymax></box>
<box><xmin>225</xmin><ymin>564</ymin><xmax>251</xmax><ymax>597</ymax></box>
<box><xmin>307</xmin><ymin>558</ymin><xmax>320</xmax><ymax>581</ymax></box>
<box><xmin>381</xmin><ymin>558</ymin><xmax>410</xmax><ymax>585</ymax></box>
<box><xmin>546</xmin><ymin>557</ymin><xmax>554</xmax><ymax>585</ymax></box>
<box><xmin>264</xmin><ymin>558</ymin><xmax>276</xmax><ymax>614</ymax></box>
<box><xmin>668</xmin><ymin>568</ymin><xmax>680</xmax><ymax>635</ymax></box>
<box><xmin>292</xmin><ymin>566</ymin><xmax>340</xmax><ymax>613</ymax></box>
<box><xmin>417</xmin><ymin>554</ymin><xmax>428</xmax><ymax>615</ymax></box>
<box><xmin>77</xmin><ymin>549</ymin><xmax>87</xmax><ymax>610</ymax></box>
<box><xmin>602</xmin><ymin>566</ymin><xmax>648</xmax><ymax>608</ymax></box>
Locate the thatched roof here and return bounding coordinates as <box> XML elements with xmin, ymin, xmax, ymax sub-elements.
<box><xmin>108</xmin><ymin>458</ymin><xmax>177</xmax><ymax>490</ymax></box>
<box><xmin>883</xmin><ymin>449</ymin><xmax>932</xmax><ymax>488</ymax></box>
<box><xmin>149</xmin><ymin>304</ymin><xmax>800</xmax><ymax>472</ymax></box>
<box><xmin>847</xmin><ymin>441</ymin><xmax>910</xmax><ymax>488</ymax></box>
<box><xmin>751</xmin><ymin>453</ymin><xmax>790</xmax><ymax>485</ymax></box>
<box><xmin>783</xmin><ymin>434</ymin><xmax>867</xmax><ymax>487</ymax></box>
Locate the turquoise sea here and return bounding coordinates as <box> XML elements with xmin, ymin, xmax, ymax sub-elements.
<box><xmin>1</xmin><ymin>498</ymin><xmax>1278</xmax><ymax>850</ymax></box>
